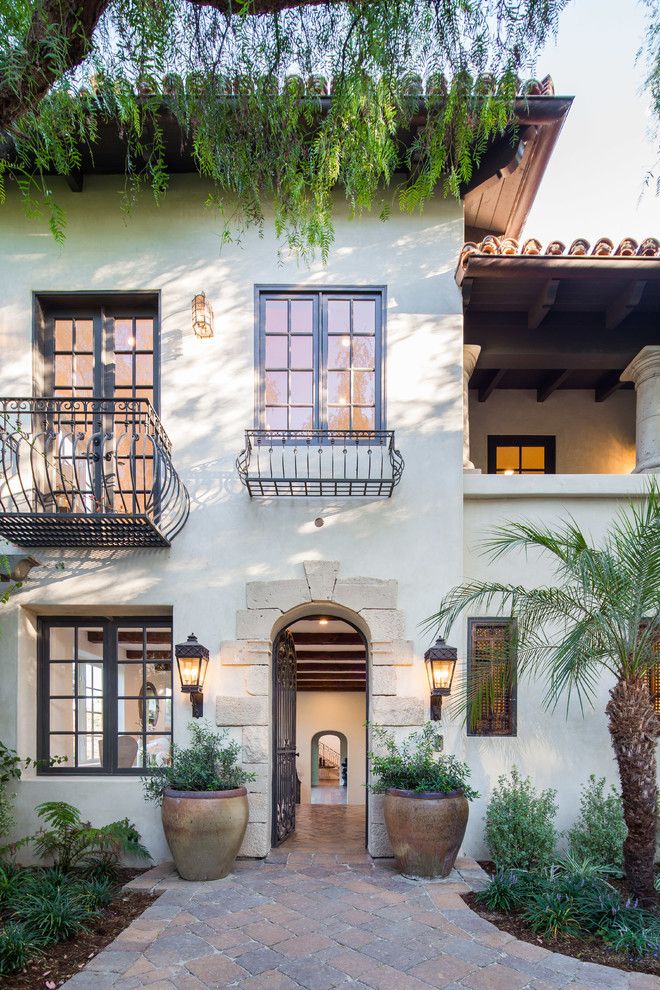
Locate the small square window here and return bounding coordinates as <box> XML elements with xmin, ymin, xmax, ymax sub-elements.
<box><xmin>488</xmin><ymin>436</ymin><xmax>556</xmax><ymax>475</ymax></box>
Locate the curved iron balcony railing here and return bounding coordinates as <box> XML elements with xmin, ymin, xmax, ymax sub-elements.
<box><xmin>0</xmin><ymin>397</ymin><xmax>189</xmax><ymax>548</ymax></box>
<box><xmin>237</xmin><ymin>429</ymin><xmax>404</xmax><ymax>497</ymax></box>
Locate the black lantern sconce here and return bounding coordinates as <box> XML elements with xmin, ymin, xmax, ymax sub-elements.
<box><xmin>174</xmin><ymin>633</ymin><xmax>210</xmax><ymax>718</ymax></box>
<box><xmin>192</xmin><ymin>292</ymin><xmax>214</xmax><ymax>339</ymax></box>
<box><xmin>424</xmin><ymin>637</ymin><xmax>457</xmax><ymax>721</ymax></box>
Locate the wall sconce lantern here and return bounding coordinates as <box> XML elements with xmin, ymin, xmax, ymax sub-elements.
<box><xmin>175</xmin><ymin>633</ymin><xmax>210</xmax><ymax>718</ymax></box>
<box><xmin>424</xmin><ymin>637</ymin><xmax>457</xmax><ymax>721</ymax></box>
<box><xmin>192</xmin><ymin>292</ymin><xmax>214</xmax><ymax>339</ymax></box>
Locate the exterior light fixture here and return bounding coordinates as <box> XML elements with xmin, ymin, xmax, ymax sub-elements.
<box><xmin>174</xmin><ymin>633</ymin><xmax>210</xmax><ymax>718</ymax></box>
<box><xmin>318</xmin><ymin>617</ymin><xmax>329</xmax><ymax>625</ymax></box>
<box><xmin>192</xmin><ymin>293</ymin><xmax>214</xmax><ymax>339</ymax></box>
<box><xmin>424</xmin><ymin>637</ymin><xmax>457</xmax><ymax>721</ymax></box>
<box><xmin>0</xmin><ymin>554</ymin><xmax>40</xmax><ymax>583</ymax></box>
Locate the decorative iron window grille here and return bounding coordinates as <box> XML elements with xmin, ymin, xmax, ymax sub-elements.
<box><xmin>642</xmin><ymin>623</ymin><xmax>660</xmax><ymax>715</ymax></box>
<box><xmin>236</xmin><ymin>429</ymin><xmax>404</xmax><ymax>497</ymax></box>
<box><xmin>0</xmin><ymin>397</ymin><xmax>189</xmax><ymax>547</ymax></box>
<box><xmin>467</xmin><ymin>618</ymin><xmax>517</xmax><ymax>736</ymax></box>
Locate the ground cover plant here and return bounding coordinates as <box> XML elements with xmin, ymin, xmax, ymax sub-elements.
<box><xmin>0</xmin><ymin>800</ymin><xmax>151</xmax><ymax>978</ymax></box>
<box><xmin>470</xmin><ymin>855</ymin><xmax>660</xmax><ymax>976</ymax></box>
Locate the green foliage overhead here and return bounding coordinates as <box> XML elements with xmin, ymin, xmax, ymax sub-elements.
<box><xmin>0</xmin><ymin>0</ymin><xmax>572</xmax><ymax>255</ymax></box>
<box><xmin>367</xmin><ymin>722</ymin><xmax>478</xmax><ymax>798</ymax></box>
<box><xmin>485</xmin><ymin>766</ymin><xmax>558</xmax><ymax>871</ymax></box>
<box><xmin>142</xmin><ymin>719</ymin><xmax>255</xmax><ymax>801</ymax></box>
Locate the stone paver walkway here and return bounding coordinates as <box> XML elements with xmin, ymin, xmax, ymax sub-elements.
<box><xmin>61</xmin><ymin>851</ymin><xmax>659</xmax><ymax>990</ymax></box>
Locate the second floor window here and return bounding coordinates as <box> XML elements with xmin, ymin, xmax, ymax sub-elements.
<box><xmin>36</xmin><ymin>296</ymin><xmax>159</xmax><ymax>410</ymax></box>
<box><xmin>256</xmin><ymin>288</ymin><xmax>384</xmax><ymax>432</ymax></box>
<box><xmin>488</xmin><ymin>435</ymin><xmax>556</xmax><ymax>475</ymax></box>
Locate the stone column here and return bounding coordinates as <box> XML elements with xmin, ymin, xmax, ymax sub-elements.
<box><xmin>620</xmin><ymin>346</ymin><xmax>660</xmax><ymax>473</ymax></box>
<box><xmin>463</xmin><ymin>345</ymin><xmax>481</xmax><ymax>471</ymax></box>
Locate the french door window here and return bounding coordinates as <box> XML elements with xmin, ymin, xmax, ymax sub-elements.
<box><xmin>38</xmin><ymin>617</ymin><xmax>173</xmax><ymax>774</ymax></box>
<box><xmin>256</xmin><ymin>289</ymin><xmax>384</xmax><ymax>431</ymax></box>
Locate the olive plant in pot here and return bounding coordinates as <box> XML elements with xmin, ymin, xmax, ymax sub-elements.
<box><xmin>143</xmin><ymin>721</ymin><xmax>255</xmax><ymax>881</ymax></box>
<box><xmin>368</xmin><ymin>723</ymin><xmax>478</xmax><ymax>879</ymax></box>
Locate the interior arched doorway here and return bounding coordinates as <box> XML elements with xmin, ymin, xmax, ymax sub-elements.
<box><xmin>271</xmin><ymin>611</ymin><xmax>368</xmax><ymax>851</ymax></box>
<box><xmin>310</xmin><ymin>729</ymin><xmax>348</xmax><ymax>799</ymax></box>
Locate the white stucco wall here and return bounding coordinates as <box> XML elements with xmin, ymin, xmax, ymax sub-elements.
<box><xmin>296</xmin><ymin>691</ymin><xmax>366</xmax><ymax>804</ymax></box>
<box><xmin>0</xmin><ymin>177</ymin><xmax>464</xmax><ymax>861</ymax></box>
<box><xmin>469</xmin><ymin>389</ymin><xmax>636</xmax><ymax>475</ymax></box>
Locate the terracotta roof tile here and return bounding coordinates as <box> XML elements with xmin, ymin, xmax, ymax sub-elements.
<box><xmin>458</xmin><ymin>235</ymin><xmax>660</xmax><ymax>269</ymax></box>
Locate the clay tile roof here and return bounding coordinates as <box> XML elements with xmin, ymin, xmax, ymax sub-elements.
<box><xmin>458</xmin><ymin>235</ymin><xmax>660</xmax><ymax>269</ymax></box>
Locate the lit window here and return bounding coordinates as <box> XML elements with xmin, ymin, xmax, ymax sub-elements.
<box><xmin>488</xmin><ymin>436</ymin><xmax>556</xmax><ymax>474</ymax></box>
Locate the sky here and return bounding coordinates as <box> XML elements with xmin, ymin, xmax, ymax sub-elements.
<box><xmin>524</xmin><ymin>0</ymin><xmax>660</xmax><ymax>245</ymax></box>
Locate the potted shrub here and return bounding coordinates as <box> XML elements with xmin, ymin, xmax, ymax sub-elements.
<box><xmin>368</xmin><ymin>723</ymin><xmax>478</xmax><ymax>879</ymax></box>
<box><xmin>143</xmin><ymin>721</ymin><xmax>254</xmax><ymax>881</ymax></box>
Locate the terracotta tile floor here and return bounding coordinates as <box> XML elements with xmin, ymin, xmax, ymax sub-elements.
<box><xmin>279</xmin><ymin>804</ymin><xmax>365</xmax><ymax>853</ymax></box>
<box><xmin>311</xmin><ymin>783</ymin><xmax>348</xmax><ymax>805</ymax></box>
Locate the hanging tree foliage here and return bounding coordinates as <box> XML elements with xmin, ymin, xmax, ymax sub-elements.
<box><xmin>0</xmin><ymin>0</ymin><xmax>573</xmax><ymax>256</ymax></box>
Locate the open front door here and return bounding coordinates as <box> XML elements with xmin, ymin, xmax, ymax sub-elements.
<box><xmin>272</xmin><ymin>629</ymin><xmax>297</xmax><ymax>846</ymax></box>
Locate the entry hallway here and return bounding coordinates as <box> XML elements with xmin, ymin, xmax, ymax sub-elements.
<box><xmin>60</xmin><ymin>844</ymin><xmax>655</xmax><ymax>989</ymax></box>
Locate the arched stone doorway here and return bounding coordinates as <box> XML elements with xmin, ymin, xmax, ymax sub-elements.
<box><xmin>216</xmin><ymin>559</ymin><xmax>425</xmax><ymax>858</ymax></box>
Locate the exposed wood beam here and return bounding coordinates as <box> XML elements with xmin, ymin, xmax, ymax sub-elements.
<box><xmin>478</xmin><ymin>368</ymin><xmax>506</xmax><ymax>402</ymax></box>
<box><xmin>298</xmin><ymin>671</ymin><xmax>366</xmax><ymax>680</ymax></box>
<box><xmin>537</xmin><ymin>369</ymin><xmax>570</xmax><ymax>402</ymax></box>
<box><xmin>65</xmin><ymin>170</ymin><xmax>84</xmax><ymax>193</ymax></box>
<box><xmin>298</xmin><ymin>663</ymin><xmax>366</xmax><ymax>674</ymax></box>
<box><xmin>291</xmin><ymin>632</ymin><xmax>363</xmax><ymax>646</ymax></box>
<box><xmin>605</xmin><ymin>281</ymin><xmax>647</xmax><ymax>330</ymax></box>
<box><xmin>595</xmin><ymin>371</ymin><xmax>624</xmax><ymax>403</ymax></box>
<box><xmin>125</xmin><ymin>649</ymin><xmax>171</xmax><ymax>660</ymax></box>
<box><xmin>528</xmin><ymin>279</ymin><xmax>560</xmax><ymax>329</ymax></box>
<box><xmin>295</xmin><ymin>651</ymin><xmax>366</xmax><ymax>662</ymax></box>
<box><xmin>298</xmin><ymin>684</ymin><xmax>366</xmax><ymax>692</ymax></box>
<box><xmin>87</xmin><ymin>630</ymin><xmax>170</xmax><ymax>644</ymax></box>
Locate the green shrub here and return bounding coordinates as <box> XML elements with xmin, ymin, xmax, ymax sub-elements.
<box><xmin>142</xmin><ymin>720</ymin><xmax>255</xmax><ymax>803</ymax></box>
<box><xmin>75</xmin><ymin>875</ymin><xmax>115</xmax><ymax>910</ymax></box>
<box><xmin>14</xmin><ymin>886</ymin><xmax>94</xmax><ymax>943</ymax></box>
<box><xmin>33</xmin><ymin>802</ymin><xmax>151</xmax><ymax>876</ymax></box>
<box><xmin>485</xmin><ymin>767</ymin><xmax>557</xmax><ymax>871</ymax></box>
<box><xmin>567</xmin><ymin>776</ymin><xmax>626</xmax><ymax>870</ymax></box>
<box><xmin>476</xmin><ymin>869</ymin><xmax>531</xmax><ymax>912</ymax></box>
<box><xmin>0</xmin><ymin>920</ymin><xmax>44</xmax><ymax>975</ymax></box>
<box><xmin>599</xmin><ymin>908</ymin><xmax>660</xmax><ymax>959</ymax></box>
<box><xmin>367</xmin><ymin>723</ymin><xmax>478</xmax><ymax>798</ymax></box>
<box><xmin>521</xmin><ymin>890</ymin><xmax>583</xmax><ymax>939</ymax></box>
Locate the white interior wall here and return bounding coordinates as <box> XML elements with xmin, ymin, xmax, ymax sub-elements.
<box><xmin>469</xmin><ymin>389</ymin><xmax>636</xmax><ymax>475</ymax></box>
<box><xmin>296</xmin><ymin>692</ymin><xmax>366</xmax><ymax>805</ymax></box>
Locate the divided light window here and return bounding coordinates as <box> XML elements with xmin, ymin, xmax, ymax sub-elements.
<box><xmin>256</xmin><ymin>289</ymin><xmax>384</xmax><ymax>431</ymax></box>
<box><xmin>36</xmin><ymin>297</ymin><xmax>159</xmax><ymax>409</ymax></box>
<box><xmin>38</xmin><ymin>618</ymin><xmax>173</xmax><ymax>775</ymax></box>
<box><xmin>487</xmin><ymin>436</ymin><xmax>556</xmax><ymax>475</ymax></box>
<box><xmin>467</xmin><ymin>619</ymin><xmax>516</xmax><ymax>736</ymax></box>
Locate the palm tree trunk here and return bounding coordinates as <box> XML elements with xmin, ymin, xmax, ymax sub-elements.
<box><xmin>606</xmin><ymin>676</ymin><xmax>658</xmax><ymax>903</ymax></box>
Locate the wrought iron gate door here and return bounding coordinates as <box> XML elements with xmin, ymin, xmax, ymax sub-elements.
<box><xmin>272</xmin><ymin>630</ymin><xmax>297</xmax><ymax>846</ymax></box>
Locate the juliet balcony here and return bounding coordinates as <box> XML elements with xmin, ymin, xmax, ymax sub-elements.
<box><xmin>237</xmin><ymin>429</ymin><xmax>404</xmax><ymax>497</ymax></box>
<box><xmin>0</xmin><ymin>397</ymin><xmax>189</xmax><ymax>548</ymax></box>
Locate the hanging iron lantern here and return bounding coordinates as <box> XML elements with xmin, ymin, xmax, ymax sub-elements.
<box><xmin>175</xmin><ymin>633</ymin><xmax>210</xmax><ymax>717</ymax></box>
<box><xmin>424</xmin><ymin>637</ymin><xmax>457</xmax><ymax>721</ymax></box>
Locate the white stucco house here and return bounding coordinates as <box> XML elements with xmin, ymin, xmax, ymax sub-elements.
<box><xmin>0</xmin><ymin>76</ymin><xmax>658</xmax><ymax>863</ymax></box>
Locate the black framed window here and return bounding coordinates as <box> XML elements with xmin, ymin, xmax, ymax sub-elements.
<box><xmin>487</xmin><ymin>435</ymin><xmax>556</xmax><ymax>475</ymax></box>
<box><xmin>467</xmin><ymin>619</ymin><xmax>517</xmax><ymax>736</ymax></box>
<box><xmin>38</xmin><ymin>617</ymin><xmax>173</xmax><ymax>774</ymax></box>
<box><xmin>36</xmin><ymin>295</ymin><xmax>160</xmax><ymax>410</ymax></box>
<box><xmin>256</xmin><ymin>288</ymin><xmax>384</xmax><ymax>431</ymax></box>
<box><xmin>641</xmin><ymin>623</ymin><xmax>660</xmax><ymax>715</ymax></box>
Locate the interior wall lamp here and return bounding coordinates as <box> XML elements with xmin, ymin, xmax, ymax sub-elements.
<box><xmin>174</xmin><ymin>633</ymin><xmax>210</xmax><ymax>718</ymax></box>
<box><xmin>424</xmin><ymin>637</ymin><xmax>457</xmax><ymax>721</ymax></box>
<box><xmin>192</xmin><ymin>292</ymin><xmax>214</xmax><ymax>339</ymax></box>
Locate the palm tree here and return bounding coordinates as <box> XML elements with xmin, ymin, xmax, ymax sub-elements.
<box><xmin>428</xmin><ymin>484</ymin><xmax>659</xmax><ymax>902</ymax></box>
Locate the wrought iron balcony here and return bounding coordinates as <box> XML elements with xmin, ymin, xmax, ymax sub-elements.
<box><xmin>0</xmin><ymin>397</ymin><xmax>189</xmax><ymax>548</ymax></box>
<box><xmin>237</xmin><ymin>429</ymin><xmax>404</xmax><ymax>497</ymax></box>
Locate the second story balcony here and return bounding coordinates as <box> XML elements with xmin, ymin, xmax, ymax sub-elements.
<box><xmin>0</xmin><ymin>397</ymin><xmax>189</xmax><ymax>548</ymax></box>
<box><xmin>237</xmin><ymin>430</ymin><xmax>404</xmax><ymax>497</ymax></box>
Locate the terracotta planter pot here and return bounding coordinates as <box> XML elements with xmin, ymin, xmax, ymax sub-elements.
<box><xmin>161</xmin><ymin>786</ymin><xmax>249</xmax><ymax>881</ymax></box>
<box><xmin>383</xmin><ymin>788</ymin><xmax>469</xmax><ymax>879</ymax></box>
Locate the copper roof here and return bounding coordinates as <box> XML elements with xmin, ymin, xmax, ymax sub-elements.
<box><xmin>458</xmin><ymin>235</ymin><xmax>660</xmax><ymax>272</ymax></box>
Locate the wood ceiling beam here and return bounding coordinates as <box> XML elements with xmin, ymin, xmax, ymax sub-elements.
<box><xmin>527</xmin><ymin>279</ymin><xmax>560</xmax><ymax>329</ymax></box>
<box><xmin>605</xmin><ymin>281</ymin><xmax>647</xmax><ymax>330</ymax></box>
<box><xmin>291</xmin><ymin>632</ymin><xmax>364</xmax><ymax>646</ymax></box>
<box><xmin>65</xmin><ymin>170</ymin><xmax>84</xmax><ymax>193</ymax></box>
<box><xmin>87</xmin><ymin>631</ymin><xmax>170</xmax><ymax>644</ymax></box>
<box><xmin>298</xmin><ymin>684</ymin><xmax>366</xmax><ymax>692</ymax></box>
<box><xmin>537</xmin><ymin>369</ymin><xmax>570</xmax><ymax>403</ymax></box>
<box><xmin>298</xmin><ymin>663</ymin><xmax>366</xmax><ymax>674</ymax></box>
<box><xmin>478</xmin><ymin>368</ymin><xmax>506</xmax><ymax>402</ymax></box>
<box><xmin>595</xmin><ymin>371</ymin><xmax>623</xmax><ymax>403</ymax></box>
<box><xmin>295</xmin><ymin>651</ymin><xmax>366</xmax><ymax>662</ymax></box>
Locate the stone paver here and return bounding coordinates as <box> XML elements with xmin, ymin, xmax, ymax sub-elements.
<box><xmin>61</xmin><ymin>853</ymin><xmax>659</xmax><ymax>990</ymax></box>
